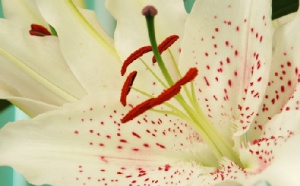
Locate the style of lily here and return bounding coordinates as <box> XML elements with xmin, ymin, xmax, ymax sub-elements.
<box><xmin>1</xmin><ymin>0</ymin><xmax>300</xmax><ymax>185</ymax></box>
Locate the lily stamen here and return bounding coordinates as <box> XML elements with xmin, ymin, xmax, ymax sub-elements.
<box><xmin>121</xmin><ymin>98</ymin><xmax>153</xmax><ymax>123</ymax></box>
<box><xmin>120</xmin><ymin>71</ymin><xmax>137</xmax><ymax>106</ymax></box>
<box><xmin>152</xmin><ymin>35</ymin><xmax>179</xmax><ymax>63</ymax></box>
<box><xmin>121</xmin><ymin>46</ymin><xmax>152</xmax><ymax>76</ymax></box>
<box><xmin>121</xmin><ymin>68</ymin><xmax>198</xmax><ymax>123</ymax></box>
<box><xmin>29</xmin><ymin>24</ymin><xmax>52</xmax><ymax>37</ymax></box>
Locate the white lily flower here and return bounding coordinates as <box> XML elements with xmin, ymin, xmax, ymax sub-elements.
<box><xmin>0</xmin><ymin>0</ymin><xmax>109</xmax><ymax>116</ymax></box>
<box><xmin>1</xmin><ymin>0</ymin><xmax>300</xmax><ymax>186</ymax></box>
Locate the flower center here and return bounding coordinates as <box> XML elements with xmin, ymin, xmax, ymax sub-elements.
<box><xmin>120</xmin><ymin>5</ymin><xmax>242</xmax><ymax>167</ymax></box>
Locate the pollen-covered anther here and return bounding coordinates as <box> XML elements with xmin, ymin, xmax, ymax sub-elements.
<box><xmin>121</xmin><ymin>46</ymin><xmax>152</xmax><ymax>76</ymax></box>
<box><xmin>121</xmin><ymin>67</ymin><xmax>198</xmax><ymax>123</ymax></box>
<box><xmin>175</xmin><ymin>67</ymin><xmax>198</xmax><ymax>85</ymax></box>
<box><xmin>121</xmin><ymin>99</ymin><xmax>153</xmax><ymax>123</ymax></box>
<box><xmin>150</xmin><ymin>86</ymin><xmax>181</xmax><ymax>107</ymax></box>
<box><xmin>120</xmin><ymin>71</ymin><xmax>137</xmax><ymax>106</ymax></box>
<box><xmin>29</xmin><ymin>24</ymin><xmax>52</xmax><ymax>37</ymax></box>
<box><xmin>152</xmin><ymin>35</ymin><xmax>179</xmax><ymax>63</ymax></box>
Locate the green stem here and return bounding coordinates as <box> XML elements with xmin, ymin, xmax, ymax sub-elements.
<box><xmin>145</xmin><ymin>15</ymin><xmax>174</xmax><ymax>86</ymax></box>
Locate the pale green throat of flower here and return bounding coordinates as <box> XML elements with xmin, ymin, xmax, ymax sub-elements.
<box><xmin>120</xmin><ymin>5</ymin><xmax>243</xmax><ymax>167</ymax></box>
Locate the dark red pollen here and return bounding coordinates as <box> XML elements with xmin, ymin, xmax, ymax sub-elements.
<box><xmin>121</xmin><ymin>46</ymin><xmax>152</xmax><ymax>76</ymax></box>
<box><xmin>175</xmin><ymin>67</ymin><xmax>198</xmax><ymax>86</ymax></box>
<box><xmin>120</xmin><ymin>71</ymin><xmax>137</xmax><ymax>106</ymax></box>
<box><xmin>150</xmin><ymin>86</ymin><xmax>181</xmax><ymax>107</ymax></box>
<box><xmin>121</xmin><ymin>67</ymin><xmax>198</xmax><ymax>123</ymax></box>
<box><xmin>152</xmin><ymin>35</ymin><xmax>179</xmax><ymax>63</ymax></box>
<box><xmin>29</xmin><ymin>24</ymin><xmax>52</xmax><ymax>37</ymax></box>
<box><xmin>121</xmin><ymin>99</ymin><xmax>153</xmax><ymax>123</ymax></box>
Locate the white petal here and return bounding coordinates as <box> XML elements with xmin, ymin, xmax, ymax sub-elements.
<box><xmin>273</xmin><ymin>12</ymin><xmax>297</xmax><ymax>28</ymax></box>
<box><xmin>106</xmin><ymin>0</ymin><xmax>187</xmax><ymax>61</ymax></box>
<box><xmin>0</xmin><ymin>93</ymin><xmax>207</xmax><ymax>186</ymax></box>
<box><xmin>243</xmin><ymin>135</ymin><xmax>300</xmax><ymax>186</ymax></box>
<box><xmin>179</xmin><ymin>0</ymin><xmax>273</xmax><ymax>136</ymax></box>
<box><xmin>237</xmin><ymin>111</ymin><xmax>300</xmax><ymax>185</ymax></box>
<box><xmin>0</xmin><ymin>80</ymin><xmax>58</xmax><ymax>116</ymax></box>
<box><xmin>71</xmin><ymin>0</ymin><xmax>85</xmax><ymax>8</ymax></box>
<box><xmin>79</xmin><ymin>8</ymin><xmax>114</xmax><ymax>46</ymax></box>
<box><xmin>249</xmin><ymin>4</ymin><xmax>300</xmax><ymax>140</ymax></box>
<box><xmin>0</xmin><ymin>20</ymin><xmax>86</xmax><ymax>107</ymax></box>
<box><xmin>2</xmin><ymin>0</ymin><xmax>48</xmax><ymax>29</ymax></box>
<box><xmin>106</xmin><ymin>0</ymin><xmax>188</xmax><ymax>100</ymax></box>
<box><xmin>196</xmin><ymin>110</ymin><xmax>300</xmax><ymax>185</ymax></box>
<box><xmin>36</xmin><ymin>0</ymin><xmax>122</xmax><ymax>93</ymax></box>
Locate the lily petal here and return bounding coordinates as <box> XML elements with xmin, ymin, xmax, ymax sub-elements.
<box><xmin>107</xmin><ymin>0</ymin><xmax>187</xmax><ymax>98</ymax></box>
<box><xmin>179</xmin><ymin>0</ymin><xmax>273</xmax><ymax>136</ymax></box>
<box><xmin>243</xmin><ymin>110</ymin><xmax>300</xmax><ymax>171</ymax></box>
<box><xmin>2</xmin><ymin>0</ymin><xmax>48</xmax><ymax>29</ymax></box>
<box><xmin>106</xmin><ymin>0</ymin><xmax>187</xmax><ymax>61</ymax></box>
<box><xmin>0</xmin><ymin>19</ymin><xmax>86</xmax><ymax>115</ymax></box>
<box><xmin>79</xmin><ymin>8</ymin><xmax>114</xmax><ymax>46</ymax></box>
<box><xmin>36</xmin><ymin>0</ymin><xmax>122</xmax><ymax>93</ymax></box>
<box><xmin>249</xmin><ymin>4</ymin><xmax>300</xmax><ymax>140</ymax></box>
<box><xmin>71</xmin><ymin>0</ymin><xmax>85</xmax><ymax>8</ymax></box>
<box><xmin>0</xmin><ymin>80</ymin><xmax>58</xmax><ymax>116</ymax></box>
<box><xmin>273</xmin><ymin>12</ymin><xmax>297</xmax><ymax>28</ymax></box>
<box><xmin>199</xmin><ymin>110</ymin><xmax>300</xmax><ymax>185</ymax></box>
<box><xmin>245</xmin><ymin>134</ymin><xmax>300</xmax><ymax>186</ymax></box>
<box><xmin>0</xmin><ymin>93</ymin><xmax>208</xmax><ymax>186</ymax></box>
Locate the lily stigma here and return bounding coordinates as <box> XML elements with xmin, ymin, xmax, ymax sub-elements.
<box><xmin>0</xmin><ymin>0</ymin><xmax>300</xmax><ymax>186</ymax></box>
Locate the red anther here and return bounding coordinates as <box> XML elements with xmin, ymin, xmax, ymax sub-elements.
<box><xmin>152</xmin><ymin>35</ymin><xmax>179</xmax><ymax>63</ymax></box>
<box><xmin>150</xmin><ymin>86</ymin><xmax>181</xmax><ymax>107</ymax></box>
<box><xmin>121</xmin><ymin>46</ymin><xmax>152</xmax><ymax>76</ymax></box>
<box><xmin>121</xmin><ymin>67</ymin><xmax>198</xmax><ymax>123</ymax></box>
<box><xmin>175</xmin><ymin>67</ymin><xmax>198</xmax><ymax>86</ymax></box>
<box><xmin>121</xmin><ymin>99</ymin><xmax>153</xmax><ymax>123</ymax></box>
<box><xmin>29</xmin><ymin>24</ymin><xmax>52</xmax><ymax>36</ymax></box>
<box><xmin>150</xmin><ymin>68</ymin><xmax>198</xmax><ymax>107</ymax></box>
<box><xmin>120</xmin><ymin>71</ymin><xmax>137</xmax><ymax>106</ymax></box>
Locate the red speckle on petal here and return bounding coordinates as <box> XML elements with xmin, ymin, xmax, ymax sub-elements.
<box><xmin>234</xmin><ymin>50</ymin><xmax>238</xmax><ymax>56</ymax></box>
<box><xmin>120</xmin><ymin>139</ymin><xmax>127</xmax><ymax>143</ymax></box>
<box><xmin>132</xmin><ymin>132</ymin><xmax>141</xmax><ymax>139</ymax></box>
<box><xmin>281</xmin><ymin>86</ymin><xmax>285</xmax><ymax>93</ymax></box>
<box><xmin>226</xmin><ymin>57</ymin><xmax>231</xmax><ymax>64</ymax></box>
<box><xmin>228</xmin><ymin>80</ymin><xmax>232</xmax><ymax>87</ymax></box>
<box><xmin>156</xmin><ymin>143</ymin><xmax>166</xmax><ymax>149</ymax></box>
<box><xmin>143</xmin><ymin>143</ymin><xmax>150</xmax><ymax>148</ymax></box>
<box><xmin>204</xmin><ymin>77</ymin><xmax>210</xmax><ymax>86</ymax></box>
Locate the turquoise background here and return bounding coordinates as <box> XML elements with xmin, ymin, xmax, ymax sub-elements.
<box><xmin>0</xmin><ymin>1</ymin><xmax>195</xmax><ymax>186</ymax></box>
